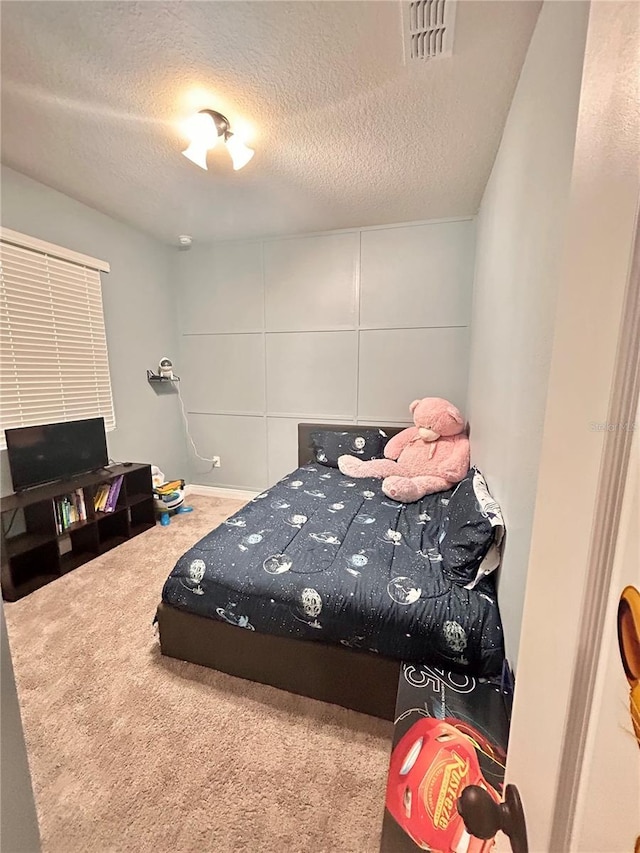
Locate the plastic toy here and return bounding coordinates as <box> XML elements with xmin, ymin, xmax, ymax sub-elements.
<box><xmin>151</xmin><ymin>466</ymin><xmax>192</xmax><ymax>525</ymax></box>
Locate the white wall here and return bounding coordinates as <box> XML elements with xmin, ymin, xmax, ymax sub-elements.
<box><xmin>1</xmin><ymin>604</ymin><xmax>41</xmax><ymax>851</ymax></box>
<box><xmin>0</xmin><ymin>167</ymin><xmax>188</xmax><ymax>494</ymax></box>
<box><xmin>174</xmin><ymin>219</ymin><xmax>475</xmax><ymax>491</ymax></box>
<box><xmin>466</xmin><ymin>0</ymin><xmax>589</xmax><ymax>667</ymax></box>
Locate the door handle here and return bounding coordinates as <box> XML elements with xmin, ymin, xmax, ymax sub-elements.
<box><xmin>457</xmin><ymin>783</ymin><xmax>529</xmax><ymax>853</ymax></box>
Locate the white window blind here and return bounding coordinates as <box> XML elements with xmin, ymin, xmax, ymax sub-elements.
<box><xmin>0</xmin><ymin>233</ymin><xmax>114</xmax><ymax>450</ymax></box>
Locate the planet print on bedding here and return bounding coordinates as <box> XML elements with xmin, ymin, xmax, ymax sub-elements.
<box><xmin>161</xmin><ymin>464</ymin><xmax>505</xmax><ymax>674</ymax></box>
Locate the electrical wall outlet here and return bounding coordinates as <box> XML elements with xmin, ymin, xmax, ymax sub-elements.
<box><xmin>212</xmin><ymin>456</ymin><xmax>221</xmax><ymax>468</ymax></box>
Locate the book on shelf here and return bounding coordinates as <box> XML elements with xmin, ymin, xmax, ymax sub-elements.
<box><xmin>94</xmin><ymin>484</ymin><xmax>110</xmax><ymax>512</ymax></box>
<box><xmin>53</xmin><ymin>488</ymin><xmax>88</xmax><ymax>534</ymax></box>
<box><xmin>94</xmin><ymin>476</ymin><xmax>124</xmax><ymax>514</ymax></box>
<box><xmin>104</xmin><ymin>476</ymin><xmax>124</xmax><ymax>513</ymax></box>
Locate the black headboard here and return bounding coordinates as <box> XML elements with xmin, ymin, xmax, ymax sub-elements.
<box><xmin>297</xmin><ymin>423</ymin><xmax>407</xmax><ymax>466</ymax></box>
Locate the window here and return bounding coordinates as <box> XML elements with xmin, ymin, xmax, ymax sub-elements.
<box><xmin>0</xmin><ymin>228</ymin><xmax>114</xmax><ymax>449</ymax></box>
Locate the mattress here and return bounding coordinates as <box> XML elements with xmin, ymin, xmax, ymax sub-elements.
<box><xmin>161</xmin><ymin>465</ymin><xmax>505</xmax><ymax>675</ymax></box>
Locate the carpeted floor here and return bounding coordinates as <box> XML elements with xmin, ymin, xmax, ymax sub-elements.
<box><xmin>4</xmin><ymin>495</ymin><xmax>393</xmax><ymax>853</ymax></box>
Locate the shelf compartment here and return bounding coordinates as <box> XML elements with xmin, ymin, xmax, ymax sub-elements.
<box><xmin>57</xmin><ymin>517</ymin><xmax>95</xmax><ymax>537</ymax></box>
<box><xmin>58</xmin><ymin>525</ymin><xmax>99</xmax><ymax>574</ymax></box>
<box><xmin>11</xmin><ymin>573</ymin><xmax>60</xmax><ymax>601</ymax></box>
<box><xmin>97</xmin><ymin>509</ymin><xmax>130</xmax><ymax>553</ymax></box>
<box><xmin>129</xmin><ymin>498</ymin><xmax>156</xmax><ymax>536</ymax></box>
<box><xmin>91</xmin><ymin>480</ymin><xmax>126</xmax><ymax>514</ymax></box>
<box><xmin>59</xmin><ymin>550</ymin><xmax>92</xmax><ymax>574</ymax></box>
<box><xmin>123</xmin><ymin>467</ymin><xmax>152</xmax><ymax>500</ymax></box>
<box><xmin>127</xmin><ymin>492</ymin><xmax>155</xmax><ymax>507</ymax></box>
<box><xmin>25</xmin><ymin>501</ymin><xmax>57</xmax><ymax>538</ymax></box>
<box><xmin>8</xmin><ymin>541</ymin><xmax>60</xmax><ymax>592</ymax></box>
<box><xmin>5</xmin><ymin>531</ymin><xmax>57</xmax><ymax>559</ymax></box>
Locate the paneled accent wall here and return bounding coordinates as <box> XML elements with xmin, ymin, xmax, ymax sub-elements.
<box><xmin>175</xmin><ymin>218</ymin><xmax>474</xmax><ymax>490</ymax></box>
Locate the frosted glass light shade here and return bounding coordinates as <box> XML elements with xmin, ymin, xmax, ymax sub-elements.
<box><xmin>181</xmin><ymin>112</ymin><xmax>221</xmax><ymax>169</ymax></box>
<box><xmin>183</xmin><ymin>112</ymin><xmax>219</xmax><ymax>147</ymax></box>
<box><xmin>225</xmin><ymin>134</ymin><xmax>255</xmax><ymax>170</ymax></box>
<box><xmin>182</xmin><ymin>143</ymin><xmax>209</xmax><ymax>170</ymax></box>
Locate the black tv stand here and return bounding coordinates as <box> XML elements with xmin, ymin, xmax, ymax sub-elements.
<box><xmin>0</xmin><ymin>464</ymin><xmax>155</xmax><ymax>602</ymax></box>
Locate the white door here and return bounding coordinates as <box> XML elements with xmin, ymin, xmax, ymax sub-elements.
<box><xmin>503</xmin><ymin>2</ymin><xmax>640</xmax><ymax>850</ymax></box>
<box><xmin>571</xmin><ymin>401</ymin><xmax>639</xmax><ymax>852</ymax></box>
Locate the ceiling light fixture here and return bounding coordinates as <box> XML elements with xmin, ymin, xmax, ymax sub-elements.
<box><xmin>181</xmin><ymin>109</ymin><xmax>255</xmax><ymax>171</ymax></box>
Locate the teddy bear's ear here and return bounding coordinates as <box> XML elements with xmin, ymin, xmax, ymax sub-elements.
<box><xmin>409</xmin><ymin>399</ymin><xmax>421</xmax><ymax>414</ymax></box>
<box><xmin>447</xmin><ymin>407</ymin><xmax>464</xmax><ymax>424</ymax></box>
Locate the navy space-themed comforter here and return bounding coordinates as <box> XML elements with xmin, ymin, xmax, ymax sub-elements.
<box><xmin>161</xmin><ymin>465</ymin><xmax>505</xmax><ymax>676</ymax></box>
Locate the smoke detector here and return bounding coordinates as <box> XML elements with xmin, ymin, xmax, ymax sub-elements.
<box><xmin>403</xmin><ymin>0</ymin><xmax>457</xmax><ymax>62</ymax></box>
<box><xmin>178</xmin><ymin>235</ymin><xmax>192</xmax><ymax>250</ymax></box>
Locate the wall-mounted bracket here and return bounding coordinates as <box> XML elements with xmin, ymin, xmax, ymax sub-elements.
<box><xmin>147</xmin><ymin>370</ymin><xmax>180</xmax><ymax>395</ymax></box>
<box><xmin>147</xmin><ymin>370</ymin><xmax>180</xmax><ymax>384</ymax></box>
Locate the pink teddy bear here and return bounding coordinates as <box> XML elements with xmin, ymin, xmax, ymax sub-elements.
<box><xmin>337</xmin><ymin>397</ymin><xmax>470</xmax><ymax>503</ymax></box>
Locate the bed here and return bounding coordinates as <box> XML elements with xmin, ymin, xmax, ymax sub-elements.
<box><xmin>157</xmin><ymin>424</ymin><xmax>505</xmax><ymax>720</ymax></box>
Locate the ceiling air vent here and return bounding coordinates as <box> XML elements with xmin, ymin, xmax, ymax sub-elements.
<box><xmin>403</xmin><ymin>0</ymin><xmax>457</xmax><ymax>61</ymax></box>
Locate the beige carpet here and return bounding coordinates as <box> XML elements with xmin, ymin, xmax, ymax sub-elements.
<box><xmin>4</xmin><ymin>495</ymin><xmax>393</xmax><ymax>853</ymax></box>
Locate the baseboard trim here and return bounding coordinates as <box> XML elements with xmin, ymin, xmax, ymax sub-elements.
<box><xmin>185</xmin><ymin>484</ymin><xmax>259</xmax><ymax>501</ymax></box>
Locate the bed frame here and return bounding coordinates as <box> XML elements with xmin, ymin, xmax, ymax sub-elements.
<box><xmin>158</xmin><ymin>422</ymin><xmax>407</xmax><ymax>720</ymax></box>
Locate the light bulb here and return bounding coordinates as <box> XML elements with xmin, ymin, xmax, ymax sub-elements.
<box><xmin>225</xmin><ymin>134</ymin><xmax>255</xmax><ymax>170</ymax></box>
<box><xmin>182</xmin><ymin>143</ymin><xmax>209</xmax><ymax>170</ymax></box>
<box><xmin>182</xmin><ymin>112</ymin><xmax>219</xmax><ymax>148</ymax></box>
<box><xmin>181</xmin><ymin>112</ymin><xmax>221</xmax><ymax>169</ymax></box>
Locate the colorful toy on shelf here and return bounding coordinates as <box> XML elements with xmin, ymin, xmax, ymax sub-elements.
<box><xmin>151</xmin><ymin>466</ymin><xmax>192</xmax><ymax>525</ymax></box>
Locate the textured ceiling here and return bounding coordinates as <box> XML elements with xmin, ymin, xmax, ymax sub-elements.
<box><xmin>0</xmin><ymin>1</ymin><xmax>540</xmax><ymax>243</ymax></box>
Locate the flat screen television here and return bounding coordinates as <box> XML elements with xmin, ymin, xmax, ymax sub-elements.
<box><xmin>5</xmin><ymin>417</ymin><xmax>109</xmax><ymax>491</ymax></box>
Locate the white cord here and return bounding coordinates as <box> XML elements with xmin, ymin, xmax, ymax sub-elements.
<box><xmin>176</xmin><ymin>384</ymin><xmax>216</xmax><ymax>467</ymax></box>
